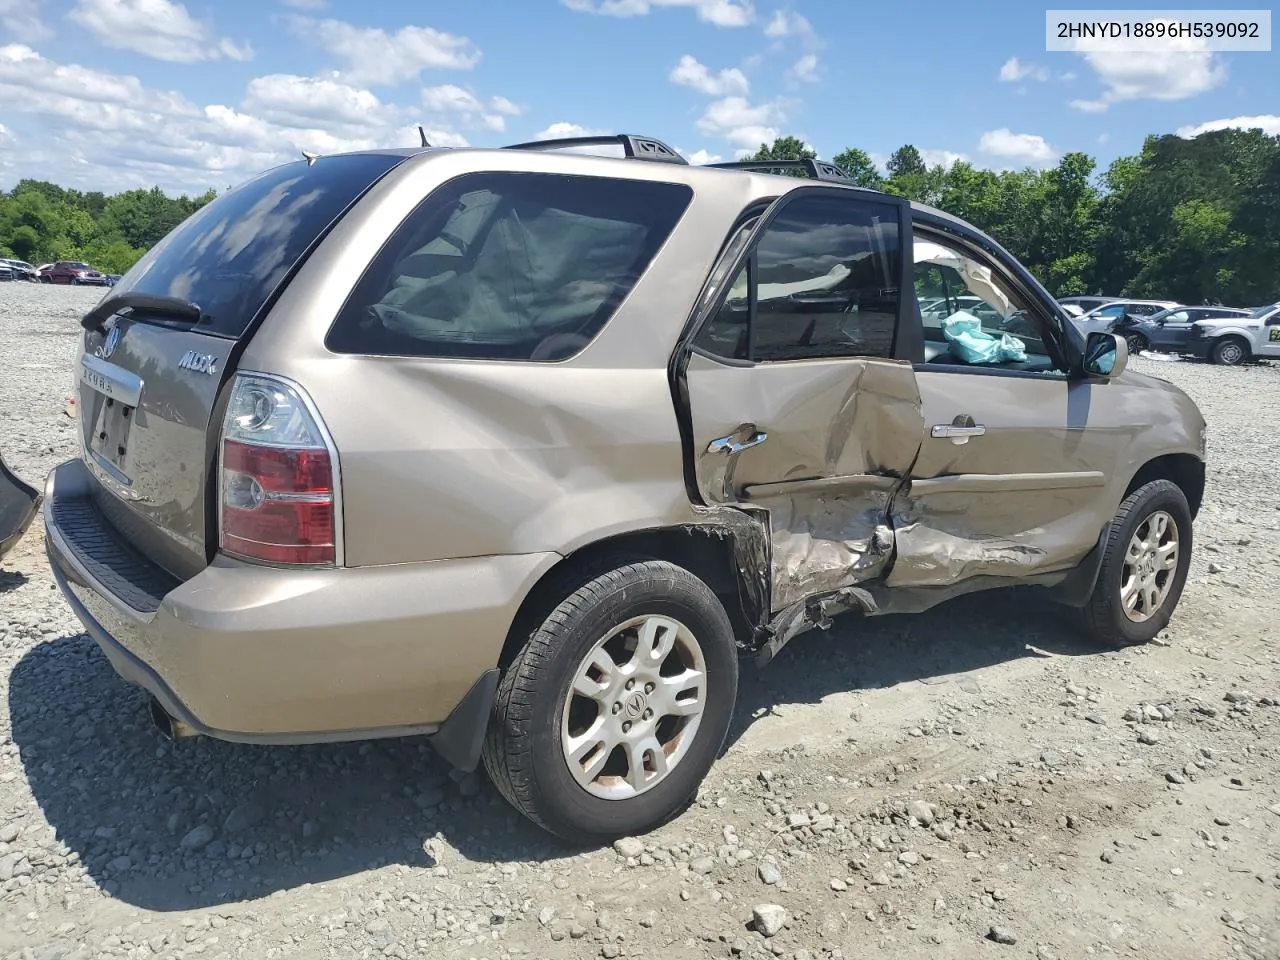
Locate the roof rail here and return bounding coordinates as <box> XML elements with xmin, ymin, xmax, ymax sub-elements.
<box><xmin>706</xmin><ymin>158</ymin><xmax>853</xmax><ymax>183</ymax></box>
<box><xmin>502</xmin><ymin>134</ymin><xmax>687</xmax><ymax>165</ymax></box>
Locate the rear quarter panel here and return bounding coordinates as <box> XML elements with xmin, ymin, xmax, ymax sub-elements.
<box><xmin>239</xmin><ymin>150</ymin><xmax>766</xmax><ymax>565</ymax></box>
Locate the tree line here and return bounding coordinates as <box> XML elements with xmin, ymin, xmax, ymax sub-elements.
<box><xmin>0</xmin><ymin>181</ymin><xmax>216</xmax><ymax>275</ymax></box>
<box><xmin>751</xmin><ymin>128</ymin><xmax>1280</xmax><ymax>306</ymax></box>
<box><xmin>2</xmin><ymin>126</ymin><xmax>1278</xmax><ymax>304</ymax></box>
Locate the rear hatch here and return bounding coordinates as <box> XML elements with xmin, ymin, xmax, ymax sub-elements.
<box><xmin>73</xmin><ymin>152</ymin><xmax>407</xmax><ymax>580</ymax></box>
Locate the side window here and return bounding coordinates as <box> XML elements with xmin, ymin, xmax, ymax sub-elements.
<box><xmin>693</xmin><ymin>194</ymin><xmax>902</xmax><ymax>362</ymax></box>
<box><xmin>1164</xmin><ymin>310</ymin><xmax>1191</xmax><ymax>322</ymax></box>
<box><xmin>327</xmin><ymin>172</ymin><xmax>693</xmax><ymax>361</ymax></box>
<box><xmin>912</xmin><ymin>234</ymin><xmax>1054</xmax><ymax>366</ymax></box>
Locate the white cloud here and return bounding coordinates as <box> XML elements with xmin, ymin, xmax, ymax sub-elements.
<box><xmin>1177</xmin><ymin>114</ymin><xmax>1280</xmax><ymax>138</ymax></box>
<box><xmin>0</xmin><ymin>0</ymin><xmax>52</xmax><ymax>41</ymax></box>
<box><xmin>562</xmin><ymin>0</ymin><xmax>754</xmax><ymax>27</ymax></box>
<box><xmin>67</xmin><ymin>0</ymin><xmax>253</xmax><ymax>63</ymax></box>
<box><xmin>244</xmin><ymin>74</ymin><xmax>392</xmax><ymax>128</ymax></box>
<box><xmin>695</xmin><ymin>95</ymin><xmax>787</xmax><ymax>150</ymax></box>
<box><xmin>420</xmin><ymin>84</ymin><xmax>514</xmax><ymax>132</ymax></box>
<box><xmin>764</xmin><ymin>9</ymin><xmax>811</xmax><ymax>38</ymax></box>
<box><xmin>0</xmin><ymin>45</ymin><xmax>468</xmax><ymax>195</ymax></box>
<box><xmin>1097</xmin><ymin>133</ymin><xmax>1109</xmax><ymax>144</ymax></box>
<box><xmin>669</xmin><ymin>54</ymin><xmax>749</xmax><ymax>96</ymax></box>
<box><xmin>918</xmin><ymin>149</ymin><xmax>967</xmax><ymax>169</ymax></box>
<box><xmin>532</xmin><ymin>121</ymin><xmax>610</xmax><ymax>141</ymax></box>
<box><xmin>1067</xmin><ymin>35</ymin><xmax>1225</xmax><ymax>111</ymax></box>
<box><xmin>978</xmin><ymin>128</ymin><xmax>1058</xmax><ymax>166</ymax></box>
<box><xmin>291</xmin><ymin>16</ymin><xmax>480</xmax><ymax>86</ymax></box>
<box><xmin>1060</xmin><ymin>71</ymin><xmax>1077</xmax><ymax>81</ymax></box>
<box><xmin>790</xmin><ymin>53</ymin><xmax>819</xmax><ymax>82</ymax></box>
<box><xmin>998</xmin><ymin>57</ymin><xmax>1048</xmax><ymax>82</ymax></box>
<box><xmin>281</xmin><ymin>0</ymin><xmax>326</xmax><ymax>7</ymax></box>
<box><xmin>489</xmin><ymin>96</ymin><xmax>522</xmax><ymax>116</ymax></box>
<box><xmin>682</xmin><ymin>147</ymin><xmax>722</xmax><ymax>165</ymax></box>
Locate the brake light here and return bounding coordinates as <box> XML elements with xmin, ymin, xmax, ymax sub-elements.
<box><xmin>218</xmin><ymin>373</ymin><xmax>339</xmax><ymax>566</ymax></box>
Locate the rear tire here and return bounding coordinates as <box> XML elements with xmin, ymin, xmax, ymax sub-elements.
<box><xmin>1211</xmin><ymin>336</ymin><xmax>1249</xmax><ymax>366</ymax></box>
<box><xmin>483</xmin><ymin>560</ymin><xmax>738</xmax><ymax>842</ymax></box>
<box><xmin>1125</xmin><ymin>333</ymin><xmax>1148</xmax><ymax>355</ymax></box>
<box><xmin>1082</xmin><ymin>479</ymin><xmax>1192</xmax><ymax>646</ymax></box>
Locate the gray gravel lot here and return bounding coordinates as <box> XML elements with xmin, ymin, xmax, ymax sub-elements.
<box><xmin>0</xmin><ymin>283</ymin><xmax>1277</xmax><ymax>960</ymax></box>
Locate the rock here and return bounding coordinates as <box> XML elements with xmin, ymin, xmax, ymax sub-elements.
<box><xmin>898</xmin><ymin>851</ymin><xmax>920</xmax><ymax>866</ymax></box>
<box><xmin>757</xmin><ymin>859</ymin><xmax>782</xmax><ymax>885</ymax></box>
<box><xmin>752</xmin><ymin>904</ymin><xmax>788</xmax><ymax>938</ymax></box>
<box><xmin>1085</xmin><ymin>713</ymin><xmax>1107</xmax><ymax>725</ymax></box>
<box><xmin>786</xmin><ymin>812</ymin><xmax>811</xmax><ymax>829</ymax></box>
<box><xmin>0</xmin><ymin>854</ymin><xmax>21</xmax><ymax>881</ymax></box>
<box><xmin>811</xmin><ymin>814</ymin><xmax>836</xmax><ymax>832</ymax></box>
<box><xmin>0</xmin><ymin>823</ymin><xmax>19</xmax><ymax>844</ymax></box>
<box><xmin>538</xmin><ymin>907</ymin><xmax>556</xmax><ymax>926</ymax></box>
<box><xmin>1142</xmin><ymin>704</ymin><xmax>1163</xmax><ymax>722</ymax></box>
<box><xmin>1040</xmin><ymin>750</ymin><xmax>1065</xmax><ymax>767</ymax></box>
<box><xmin>222</xmin><ymin>802</ymin><xmax>265</xmax><ymax>834</ymax></box>
<box><xmin>689</xmin><ymin>856</ymin><xmax>714</xmax><ymax>875</ymax></box>
<box><xmin>613</xmin><ymin>837</ymin><xmax>644</xmax><ymax>859</ymax></box>
<box><xmin>907</xmin><ymin>800</ymin><xmax>935</xmax><ymax>826</ymax></box>
<box><xmin>870</xmin><ymin>872</ymin><xmax>891</xmax><ymax>886</ymax></box>
<box><xmin>830</xmin><ymin>878</ymin><xmax>847</xmax><ymax>891</ymax></box>
<box><xmin>1166</xmin><ymin>771</ymin><xmax>1186</xmax><ymax>785</ymax></box>
<box><xmin>180</xmin><ymin>825</ymin><xmax>214</xmax><ymax>852</ymax></box>
<box><xmin>1138</xmin><ymin>729</ymin><xmax>1160</xmax><ymax>745</ymax></box>
<box><xmin>988</xmin><ymin>926</ymin><xmax>1018</xmax><ymax>945</ymax></box>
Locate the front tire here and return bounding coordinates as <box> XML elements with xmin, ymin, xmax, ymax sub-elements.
<box><xmin>1125</xmin><ymin>333</ymin><xmax>1148</xmax><ymax>355</ymax></box>
<box><xmin>483</xmin><ymin>560</ymin><xmax>738</xmax><ymax>841</ymax></box>
<box><xmin>1082</xmin><ymin>479</ymin><xmax>1192</xmax><ymax>646</ymax></box>
<box><xmin>1211</xmin><ymin>336</ymin><xmax>1249</xmax><ymax>366</ymax></box>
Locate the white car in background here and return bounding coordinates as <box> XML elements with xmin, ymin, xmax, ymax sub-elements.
<box><xmin>1184</xmin><ymin>302</ymin><xmax>1280</xmax><ymax>365</ymax></box>
<box><xmin>1073</xmin><ymin>299</ymin><xmax>1181</xmax><ymax>338</ymax></box>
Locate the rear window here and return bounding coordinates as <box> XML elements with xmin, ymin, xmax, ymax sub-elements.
<box><xmin>108</xmin><ymin>153</ymin><xmax>405</xmax><ymax>339</ymax></box>
<box><xmin>325</xmin><ymin>172</ymin><xmax>693</xmax><ymax>361</ymax></box>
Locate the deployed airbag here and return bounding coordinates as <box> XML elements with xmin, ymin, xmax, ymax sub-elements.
<box><xmin>941</xmin><ymin>311</ymin><xmax>1028</xmax><ymax>364</ymax></box>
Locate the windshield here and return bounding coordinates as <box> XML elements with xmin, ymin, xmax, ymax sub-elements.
<box><xmin>1250</xmin><ymin>303</ymin><xmax>1280</xmax><ymax>318</ymax></box>
<box><xmin>109</xmin><ymin>152</ymin><xmax>405</xmax><ymax>338</ymax></box>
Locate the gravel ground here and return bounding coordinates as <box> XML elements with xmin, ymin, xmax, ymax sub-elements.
<box><xmin>0</xmin><ymin>283</ymin><xmax>1277</xmax><ymax>960</ymax></box>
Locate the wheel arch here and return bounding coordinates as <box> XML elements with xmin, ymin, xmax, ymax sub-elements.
<box><xmin>496</xmin><ymin>518</ymin><xmax>770</xmax><ymax>671</ymax></box>
<box><xmin>1124</xmin><ymin>453</ymin><xmax>1205</xmax><ymax>519</ymax></box>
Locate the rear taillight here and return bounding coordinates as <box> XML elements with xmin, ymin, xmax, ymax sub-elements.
<box><xmin>218</xmin><ymin>373</ymin><xmax>340</xmax><ymax>566</ymax></box>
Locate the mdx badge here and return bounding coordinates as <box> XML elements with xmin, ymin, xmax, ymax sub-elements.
<box><xmin>178</xmin><ymin>350</ymin><xmax>218</xmax><ymax>375</ymax></box>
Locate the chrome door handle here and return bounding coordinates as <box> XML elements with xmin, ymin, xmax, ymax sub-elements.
<box><xmin>931</xmin><ymin>424</ymin><xmax>986</xmax><ymax>445</ymax></box>
<box><xmin>707</xmin><ymin>430</ymin><xmax>768</xmax><ymax>455</ymax></box>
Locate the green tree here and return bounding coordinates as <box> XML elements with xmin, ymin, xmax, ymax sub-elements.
<box><xmin>832</xmin><ymin>147</ymin><xmax>883</xmax><ymax>188</ymax></box>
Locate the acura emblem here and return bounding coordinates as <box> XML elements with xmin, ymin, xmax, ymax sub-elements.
<box><xmin>100</xmin><ymin>325</ymin><xmax>121</xmax><ymax>360</ymax></box>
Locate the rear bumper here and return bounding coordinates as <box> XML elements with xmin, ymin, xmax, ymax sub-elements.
<box><xmin>44</xmin><ymin>458</ymin><xmax>558</xmax><ymax>767</ymax></box>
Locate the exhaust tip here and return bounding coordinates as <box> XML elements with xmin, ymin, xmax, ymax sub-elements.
<box><xmin>149</xmin><ymin>696</ymin><xmax>197</xmax><ymax>740</ymax></box>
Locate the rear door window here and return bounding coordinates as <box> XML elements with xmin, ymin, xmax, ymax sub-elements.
<box><xmin>108</xmin><ymin>153</ymin><xmax>406</xmax><ymax>339</ymax></box>
<box><xmin>326</xmin><ymin>172</ymin><xmax>693</xmax><ymax>361</ymax></box>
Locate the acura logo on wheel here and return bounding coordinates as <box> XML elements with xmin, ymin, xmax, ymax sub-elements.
<box><xmin>100</xmin><ymin>325</ymin><xmax>121</xmax><ymax>360</ymax></box>
<box><xmin>624</xmin><ymin>691</ymin><xmax>646</xmax><ymax>719</ymax></box>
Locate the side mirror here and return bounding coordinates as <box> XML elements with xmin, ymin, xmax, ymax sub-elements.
<box><xmin>1083</xmin><ymin>331</ymin><xmax>1128</xmax><ymax>379</ymax></box>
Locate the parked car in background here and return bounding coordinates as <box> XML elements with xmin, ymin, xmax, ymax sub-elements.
<box><xmin>1185</xmin><ymin>302</ymin><xmax>1280</xmax><ymax>365</ymax></box>
<box><xmin>0</xmin><ymin>262</ymin><xmax>14</xmax><ymax>282</ymax></box>
<box><xmin>44</xmin><ymin>134</ymin><xmax>1207</xmax><ymax>842</ymax></box>
<box><xmin>42</xmin><ymin>261</ymin><xmax>110</xmax><ymax>285</ymax></box>
<box><xmin>1059</xmin><ymin>295</ymin><xmax>1121</xmax><ymax>314</ymax></box>
<box><xmin>1114</xmin><ymin>306</ymin><xmax>1251</xmax><ymax>355</ymax></box>
<box><xmin>1073</xmin><ymin>299</ymin><xmax>1181</xmax><ymax>337</ymax></box>
<box><xmin>1</xmin><ymin>258</ymin><xmax>39</xmax><ymax>281</ymax></box>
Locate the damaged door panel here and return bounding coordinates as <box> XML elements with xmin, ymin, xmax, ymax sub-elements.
<box><xmin>887</xmin><ymin>368</ymin><xmax>1133</xmax><ymax>590</ymax></box>
<box><xmin>684</xmin><ymin>350</ymin><xmax>924</xmax><ymax>611</ymax></box>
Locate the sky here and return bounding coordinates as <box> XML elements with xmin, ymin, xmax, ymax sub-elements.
<box><xmin>0</xmin><ymin>0</ymin><xmax>1276</xmax><ymax>195</ymax></box>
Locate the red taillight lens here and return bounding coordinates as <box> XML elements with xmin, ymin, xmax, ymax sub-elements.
<box><xmin>218</xmin><ymin>375</ymin><xmax>339</xmax><ymax>567</ymax></box>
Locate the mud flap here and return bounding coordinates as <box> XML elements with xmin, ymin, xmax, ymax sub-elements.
<box><xmin>0</xmin><ymin>452</ymin><xmax>39</xmax><ymax>561</ymax></box>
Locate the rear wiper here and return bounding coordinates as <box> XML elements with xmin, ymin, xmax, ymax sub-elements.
<box><xmin>81</xmin><ymin>293</ymin><xmax>208</xmax><ymax>334</ymax></box>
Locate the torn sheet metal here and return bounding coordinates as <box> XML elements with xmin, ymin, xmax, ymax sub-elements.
<box><xmin>885</xmin><ymin>522</ymin><xmax>1046</xmax><ymax>588</ymax></box>
<box><xmin>684</xmin><ymin>355</ymin><xmax>924</xmax><ymax>613</ymax></box>
<box><xmin>685</xmin><ymin>502</ymin><xmax>771</xmax><ymax>636</ymax></box>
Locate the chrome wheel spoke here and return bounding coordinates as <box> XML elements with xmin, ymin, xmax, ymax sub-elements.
<box><xmin>657</xmin><ymin>668</ymin><xmax>705</xmax><ymax>717</ymax></box>
<box><xmin>565</xmin><ymin>723</ymin><xmax>614</xmax><ymax>785</ymax></box>
<box><xmin>636</xmin><ymin>616</ymin><xmax>678</xmax><ymax>666</ymax></box>
<box><xmin>572</xmin><ymin>649</ymin><xmax>618</xmax><ymax>702</ymax></box>
<box><xmin>1120</xmin><ymin>509</ymin><xmax>1180</xmax><ymax>623</ymax></box>
<box><xmin>625</xmin><ymin>736</ymin><xmax>667</xmax><ymax>791</ymax></box>
<box><xmin>1157</xmin><ymin>541</ymin><xmax>1178</xmax><ymax>570</ymax></box>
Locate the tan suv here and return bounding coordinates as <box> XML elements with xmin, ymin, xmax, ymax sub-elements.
<box><xmin>44</xmin><ymin>134</ymin><xmax>1206</xmax><ymax>841</ymax></box>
